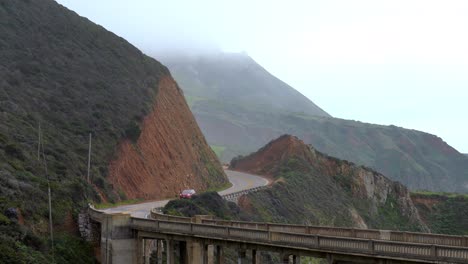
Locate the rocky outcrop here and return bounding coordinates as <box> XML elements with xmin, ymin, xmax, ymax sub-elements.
<box><xmin>231</xmin><ymin>135</ymin><xmax>428</xmax><ymax>231</ymax></box>
<box><xmin>108</xmin><ymin>76</ymin><xmax>228</xmax><ymax>199</ymax></box>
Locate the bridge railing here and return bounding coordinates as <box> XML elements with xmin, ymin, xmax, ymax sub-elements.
<box><xmin>130</xmin><ymin>217</ymin><xmax>468</xmax><ymax>263</ymax></box>
<box><xmin>150</xmin><ymin>211</ymin><xmax>194</xmax><ymax>223</ymax></box>
<box><xmin>150</xmin><ymin>207</ymin><xmax>468</xmax><ymax>247</ymax></box>
<box><xmin>221</xmin><ymin>186</ymin><xmax>267</xmax><ymax>202</ymax></box>
<box><xmin>201</xmin><ymin>219</ymin><xmax>468</xmax><ymax>247</ymax></box>
<box><xmin>88</xmin><ymin>204</ymin><xmax>105</xmax><ymax>222</ymax></box>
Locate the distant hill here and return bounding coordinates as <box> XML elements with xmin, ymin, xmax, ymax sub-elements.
<box><xmin>160</xmin><ymin>53</ymin><xmax>330</xmax><ymax>118</ymax></box>
<box><xmin>161</xmin><ymin>52</ymin><xmax>468</xmax><ymax>193</ymax></box>
<box><xmin>230</xmin><ymin>135</ymin><xmax>428</xmax><ymax>231</ymax></box>
<box><xmin>0</xmin><ymin>0</ymin><xmax>226</xmax><ymax>262</ymax></box>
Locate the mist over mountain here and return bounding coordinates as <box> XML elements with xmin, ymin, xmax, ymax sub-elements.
<box><xmin>159</xmin><ymin>52</ymin><xmax>330</xmax><ymax>117</ymax></box>
<box><xmin>159</xmin><ymin>51</ymin><xmax>468</xmax><ymax>193</ymax></box>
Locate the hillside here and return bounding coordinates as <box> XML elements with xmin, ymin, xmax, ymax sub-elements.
<box><xmin>411</xmin><ymin>192</ymin><xmax>468</xmax><ymax>235</ymax></box>
<box><xmin>230</xmin><ymin>135</ymin><xmax>428</xmax><ymax>231</ymax></box>
<box><xmin>161</xmin><ymin>53</ymin><xmax>468</xmax><ymax>193</ymax></box>
<box><xmin>0</xmin><ymin>0</ymin><xmax>226</xmax><ymax>262</ymax></box>
<box><xmin>160</xmin><ymin>52</ymin><xmax>330</xmax><ymax>118</ymax></box>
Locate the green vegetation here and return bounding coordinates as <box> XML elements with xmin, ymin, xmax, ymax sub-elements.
<box><xmin>163</xmin><ymin>192</ymin><xmax>242</xmax><ymax>220</ymax></box>
<box><xmin>0</xmin><ymin>0</ymin><xmax>170</xmax><ymax>261</ymax></box>
<box><xmin>210</xmin><ymin>145</ymin><xmax>226</xmax><ymax>158</ymax></box>
<box><xmin>412</xmin><ymin>190</ymin><xmax>468</xmax><ymax>199</ymax></box>
<box><xmin>94</xmin><ymin>199</ymin><xmax>144</xmax><ymax>209</ymax></box>
<box><xmin>411</xmin><ymin>192</ymin><xmax>468</xmax><ymax>235</ymax></box>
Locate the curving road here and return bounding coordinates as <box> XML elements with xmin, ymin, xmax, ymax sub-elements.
<box><xmin>101</xmin><ymin>170</ymin><xmax>268</xmax><ymax>218</ymax></box>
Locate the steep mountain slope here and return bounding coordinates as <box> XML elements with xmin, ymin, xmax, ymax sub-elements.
<box><xmin>230</xmin><ymin>135</ymin><xmax>428</xmax><ymax>231</ymax></box>
<box><xmin>160</xmin><ymin>53</ymin><xmax>330</xmax><ymax>118</ymax></box>
<box><xmin>0</xmin><ymin>0</ymin><xmax>226</xmax><ymax>262</ymax></box>
<box><xmin>161</xmin><ymin>53</ymin><xmax>468</xmax><ymax>193</ymax></box>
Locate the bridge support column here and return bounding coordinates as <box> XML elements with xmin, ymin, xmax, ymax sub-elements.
<box><xmin>137</xmin><ymin>237</ymin><xmax>143</xmax><ymax>264</ymax></box>
<box><xmin>156</xmin><ymin>240</ymin><xmax>163</xmax><ymax>264</ymax></box>
<box><xmin>252</xmin><ymin>250</ymin><xmax>260</xmax><ymax>264</ymax></box>
<box><xmin>237</xmin><ymin>249</ymin><xmax>247</xmax><ymax>264</ymax></box>
<box><xmin>166</xmin><ymin>239</ymin><xmax>175</xmax><ymax>264</ymax></box>
<box><xmin>281</xmin><ymin>254</ymin><xmax>300</xmax><ymax>264</ymax></box>
<box><xmin>187</xmin><ymin>240</ymin><xmax>205</xmax><ymax>264</ymax></box>
<box><xmin>179</xmin><ymin>241</ymin><xmax>188</xmax><ymax>264</ymax></box>
<box><xmin>100</xmin><ymin>213</ymin><xmax>137</xmax><ymax>264</ymax></box>
<box><xmin>207</xmin><ymin>245</ymin><xmax>215</xmax><ymax>264</ymax></box>
<box><xmin>215</xmin><ymin>245</ymin><xmax>224</xmax><ymax>264</ymax></box>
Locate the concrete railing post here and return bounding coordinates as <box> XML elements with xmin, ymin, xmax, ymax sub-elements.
<box><xmin>431</xmin><ymin>245</ymin><xmax>437</xmax><ymax>258</ymax></box>
<box><xmin>464</xmin><ymin>236</ymin><xmax>468</xmax><ymax>247</ymax></box>
<box><xmin>368</xmin><ymin>240</ymin><xmax>375</xmax><ymax>254</ymax></box>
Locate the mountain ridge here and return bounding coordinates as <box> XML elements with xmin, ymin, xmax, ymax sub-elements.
<box><xmin>159</xmin><ymin>52</ymin><xmax>331</xmax><ymax>117</ymax></box>
<box><xmin>161</xmin><ymin>52</ymin><xmax>468</xmax><ymax>193</ymax></box>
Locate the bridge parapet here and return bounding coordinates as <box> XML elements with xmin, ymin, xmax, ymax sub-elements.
<box><xmin>130</xmin><ymin>217</ymin><xmax>468</xmax><ymax>263</ymax></box>
<box><xmin>221</xmin><ymin>186</ymin><xmax>267</xmax><ymax>203</ymax></box>
<box><xmin>150</xmin><ymin>207</ymin><xmax>468</xmax><ymax>248</ymax></box>
<box><xmin>88</xmin><ymin>204</ymin><xmax>105</xmax><ymax>222</ymax></box>
<box><xmin>202</xmin><ymin>218</ymin><xmax>468</xmax><ymax>247</ymax></box>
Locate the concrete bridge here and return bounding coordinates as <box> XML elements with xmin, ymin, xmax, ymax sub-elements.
<box><xmin>86</xmin><ymin>206</ymin><xmax>468</xmax><ymax>264</ymax></box>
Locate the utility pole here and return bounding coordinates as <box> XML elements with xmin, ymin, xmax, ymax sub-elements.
<box><xmin>40</xmin><ymin>132</ymin><xmax>54</xmax><ymax>262</ymax></box>
<box><xmin>87</xmin><ymin>133</ymin><xmax>92</xmax><ymax>183</ymax></box>
<box><xmin>37</xmin><ymin>122</ymin><xmax>41</xmax><ymax>160</ymax></box>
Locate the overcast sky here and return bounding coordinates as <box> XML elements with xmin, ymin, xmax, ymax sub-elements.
<box><xmin>57</xmin><ymin>0</ymin><xmax>467</xmax><ymax>153</ymax></box>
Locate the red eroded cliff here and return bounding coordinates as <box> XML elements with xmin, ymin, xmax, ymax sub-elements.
<box><xmin>230</xmin><ymin>135</ymin><xmax>427</xmax><ymax>230</ymax></box>
<box><xmin>108</xmin><ymin>76</ymin><xmax>227</xmax><ymax>200</ymax></box>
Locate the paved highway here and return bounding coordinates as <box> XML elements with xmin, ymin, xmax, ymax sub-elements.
<box><xmin>101</xmin><ymin>170</ymin><xmax>268</xmax><ymax>218</ymax></box>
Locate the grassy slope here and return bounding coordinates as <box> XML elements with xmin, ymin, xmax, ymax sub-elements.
<box><xmin>161</xmin><ymin>54</ymin><xmax>468</xmax><ymax>193</ymax></box>
<box><xmin>411</xmin><ymin>192</ymin><xmax>468</xmax><ymax>235</ymax></box>
<box><xmin>0</xmin><ymin>0</ymin><xmax>185</xmax><ymax>262</ymax></box>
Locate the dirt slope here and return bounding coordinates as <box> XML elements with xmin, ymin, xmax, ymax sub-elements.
<box><xmin>108</xmin><ymin>76</ymin><xmax>227</xmax><ymax>199</ymax></box>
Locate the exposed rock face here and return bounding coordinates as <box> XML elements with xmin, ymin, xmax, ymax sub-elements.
<box><xmin>108</xmin><ymin>76</ymin><xmax>227</xmax><ymax>199</ymax></box>
<box><xmin>231</xmin><ymin>135</ymin><xmax>427</xmax><ymax>231</ymax></box>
